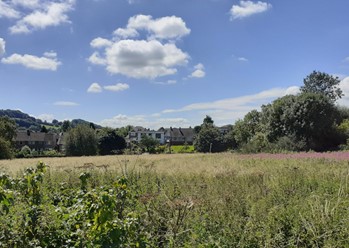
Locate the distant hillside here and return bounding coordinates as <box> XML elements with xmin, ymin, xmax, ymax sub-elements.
<box><xmin>0</xmin><ymin>109</ymin><xmax>102</xmax><ymax>131</ymax></box>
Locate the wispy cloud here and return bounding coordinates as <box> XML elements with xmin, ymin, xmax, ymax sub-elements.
<box><xmin>54</xmin><ymin>101</ymin><xmax>79</xmax><ymax>106</ymax></box>
<box><xmin>230</xmin><ymin>1</ymin><xmax>272</xmax><ymax>20</ymax></box>
<box><xmin>162</xmin><ymin>86</ymin><xmax>299</xmax><ymax>114</ymax></box>
<box><xmin>100</xmin><ymin>114</ymin><xmax>189</xmax><ymax>129</ymax></box>
<box><xmin>104</xmin><ymin>83</ymin><xmax>130</xmax><ymax>92</ymax></box>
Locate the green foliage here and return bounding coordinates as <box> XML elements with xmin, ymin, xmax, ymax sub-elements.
<box><xmin>140</xmin><ymin>135</ymin><xmax>159</xmax><ymax>153</ymax></box>
<box><xmin>0</xmin><ymin>116</ymin><xmax>16</xmax><ymax>143</ymax></box>
<box><xmin>2</xmin><ymin>157</ymin><xmax>349</xmax><ymax>246</ymax></box>
<box><xmin>61</xmin><ymin>120</ymin><xmax>71</xmax><ymax>132</ymax></box>
<box><xmin>261</xmin><ymin>93</ymin><xmax>343</xmax><ymax>151</ymax></box>
<box><xmin>301</xmin><ymin>71</ymin><xmax>343</xmax><ymax>102</ymax></box>
<box><xmin>195</xmin><ymin>116</ymin><xmax>233</xmax><ymax>153</ymax></box>
<box><xmin>40</xmin><ymin>125</ymin><xmax>48</xmax><ymax>133</ymax></box>
<box><xmin>0</xmin><ymin>138</ymin><xmax>13</xmax><ymax>160</ymax></box>
<box><xmin>65</xmin><ymin>124</ymin><xmax>98</xmax><ymax>156</ymax></box>
<box><xmin>0</xmin><ymin>117</ymin><xmax>16</xmax><ymax>160</ymax></box>
<box><xmin>97</xmin><ymin>128</ymin><xmax>126</xmax><ymax>155</ymax></box>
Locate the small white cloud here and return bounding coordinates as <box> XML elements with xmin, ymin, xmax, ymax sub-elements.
<box><xmin>154</xmin><ymin>80</ymin><xmax>177</xmax><ymax>85</ymax></box>
<box><xmin>90</xmin><ymin>37</ymin><xmax>113</xmax><ymax>48</ymax></box>
<box><xmin>9</xmin><ymin>0</ymin><xmax>76</xmax><ymax>34</ymax></box>
<box><xmin>1</xmin><ymin>52</ymin><xmax>61</xmax><ymax>70</ymax></box>
<box><xmin>230</xmin><ymin>1</ymin><xmax>272</xmax><ymax>20</ymax></box>
<box><xmin>190</xmin><ymin>63</ymin><xmax>206</xmax><ymax>78</ymax></box>
<box><xmin>43</xmin><ymin>51</ymin><xmax>57</xmax><ymax>58</ymax></box>
<box><xmin>0</xmin><ymin>38</ymin><xmax>5</xmax><ymax>56</ymax></box>
<box><xmin>338</xmin><ymin>77</ymin><xmax>349</xmax><ymax>106</ymax></box>
<box><xmin>54</xmin><ymin>101</ymin><xmax>79</xmax><ymax>106</ymax></box>
<box><xmin>87</xmin><ymin>82</ymin><xmax>103</xmax><ymax>93</ymax></box>
<box><xmin>37</xmin><ymin>113</ymin><xmax>54</xmax><ymax>122</ymax></box>
<box><xmin>285</xmin><ymin>86</ymin><xmax>300</xmax><ymax>95</ymax></box>
<box><xmin>343</xmin><ymin>57</ymin><xmax>349</xmax><ymax>63</ymax></box>
<box><xmin>0</xmin><ymin>1</ymin><xmax>21</xmax><ymax>19</ymax></box>
<box><xmin>104</xmin><ymin>83</ymin><xmax>129</xmax><ymax>92</ymax></box>
<box><xmin>88</xmin><ymin>52</ymin><xmax>106</xmax><ymax>65</ymax></box>
<box><xmin>237</xmin><ymin>57</ymin><xmax>248</xmax><ymax>62</ymax></box>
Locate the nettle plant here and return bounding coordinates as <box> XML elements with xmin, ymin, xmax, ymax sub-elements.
<box><xmin>0</xmin><ymin>162</ymin><xmax>148</xmax><ymax>248</ymax></box>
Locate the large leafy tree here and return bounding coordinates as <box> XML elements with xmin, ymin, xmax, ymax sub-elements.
<box><xmin>300</xmin><ymin>71</ymin><xmax>343</xmax><ymax>102</ymax></box>
<box><xmin>0</xmin><ymin>117</ymin><xmax>16</xmax><ymax>159</ymax></box>
<box><xmin>262</xmin><ymin>93</ymin><xmax>343</xmax><ymax>151</ymax></box>
<box><xmin>98</xmin><ymin>128</ymin><xmax>126</xmax><ymax>155</ymax></box>
<box><xmin>194</xmin><ymin>116</ymin><xmax>233</xmax><ymax>153</ymax></box>
<box><xmin>65</xmin><ymin>124</ymin><xmax>98</xmax><ymax>156</ymax></box>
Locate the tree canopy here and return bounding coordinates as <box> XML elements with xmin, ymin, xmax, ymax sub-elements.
<box><xmin>98</xmin><ymin>128</ymin><xmax>126</xmax><ymax>155</ymax></box>
<box><xmin>300</xmin><ymin>71</ymin><xmax>343</xmax><ymax>102</ymax></box>
<box><xmin>65</xmin><ymin>124</ymin><xmax>98</xmax><ymax>156</ymax></box>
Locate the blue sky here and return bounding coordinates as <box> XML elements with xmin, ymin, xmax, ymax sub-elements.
<box><xmin>1</xmin><ymin>0</ymin><xmax>349</xmax><ymax>129</ymax></box>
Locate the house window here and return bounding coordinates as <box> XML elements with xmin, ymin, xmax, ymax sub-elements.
<box><xmin>155</xmin><ymin>133</ymin><xmax>161</xmax><ymax>139</ymax></box>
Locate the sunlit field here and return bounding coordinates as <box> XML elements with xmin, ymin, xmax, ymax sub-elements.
<box><xmin>2</xmin><ymin>152</ymin><xmax>349</xmax><ymax>247</ymax></box>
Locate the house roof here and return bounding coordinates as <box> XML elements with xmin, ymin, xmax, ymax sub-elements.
<box><xmin>15</xmin><ymin>131</ymin><xmax>59</xmax><ymax>143</ymax></box>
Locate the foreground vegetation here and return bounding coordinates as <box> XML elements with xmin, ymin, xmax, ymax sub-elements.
<box><xmin>1</xmin><ymin>154</ymin><xmax>349</xmax><ymax>247</ymax></box>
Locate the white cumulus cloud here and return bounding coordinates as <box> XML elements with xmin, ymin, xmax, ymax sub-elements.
<box><xmin>230</xmin><ymin>1</ymin><xmax>272</xmax><ymax>20</ymax></box>
<box><xmin>114</xmin><ymin>14</ymin><xmax>191</xmax><ymax>40</ymax></box>
<box><xmin>89</xmin><ymin>14</ymin><xmax>191</xmax><ymax>79</ymax></box>
<box><xmin>190</xmin><ymin>63</ymin><xmax>205</xmax><ymax>78</ymax></box>
<box><xmin>90</xmin><ymin>37</ymin><xmax>113</xmax><ymax>48</ymax></box>
<box><xmin>90</xmin><ymin>39</ymin><xmax>188</xmax><ymax>79</ymax></box>
<box><xmin>87</xmin><ymin>82</ymin><xmax>103</xmax><ymax>93</ymax></box>
<box><xmin>9</xmin><ymin>0</ymin><xmax>75</xmax><ymax>34</ymax></box>
<box><xmin>0</xmin><ymin>38</ymin><xmax>5</xmax><ymax>56</ymax></box>
<box><xmin>104</xmin><ymin>83</ymin><xmax>130</xmax><ymax>92</ymax></box>
<box><xmin>1</xmin><ymin>51</ymin><xmax>61</xmax><ymax>70</ymax></box>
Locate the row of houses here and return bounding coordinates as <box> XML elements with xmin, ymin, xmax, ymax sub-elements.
<box><xmin>126</xmin><ymin>126</ymin><xmax>196</xmax><ymax>145</ymax></box>
<box><xmin>13</xmin><ymin>125</ymin><xmax>232</xmax><ymax>151</ymax></box>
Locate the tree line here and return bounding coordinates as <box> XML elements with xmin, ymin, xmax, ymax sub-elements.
<box><xmin>194</xmin><ymin>71</ymin><xmax>349</xmax><ymax>153</ymax></box>
<box><xmin>1</xmin><ymin>71</ymin><xmax>349</xmax><ymax>158</ymax></box>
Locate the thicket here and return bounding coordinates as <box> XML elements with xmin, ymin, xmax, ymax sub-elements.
<box><xmin>2</xmin><ymin>159</ymin><xmax>349</xmax><ymax>247</ymax></box>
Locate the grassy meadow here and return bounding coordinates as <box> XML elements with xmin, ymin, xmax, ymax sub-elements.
<box><xmin>1</xmin><ymin>153</ymin><xmax>349</xmax><ymax>247</ymax></box>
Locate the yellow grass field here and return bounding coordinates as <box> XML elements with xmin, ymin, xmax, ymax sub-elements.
<box><xmin>0</xmin><ymin>152</ymin><xmax>342</xmax><ymax>177</ymax></box>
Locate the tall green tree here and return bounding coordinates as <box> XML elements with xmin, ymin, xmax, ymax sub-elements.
<box><xmin>62</xmin><ymin>120</ymin><xmax>71</xmax><ymax>132</ymax></box>
<box><xmin>98</xmin><ymin>128</ymin><xmax>126</xmax><ymax>155</ymax></box>
<box><xmin>0</xmin><ymin>117</ymin><xmax>16</xmax><ymax>159</ymax></box>
<box><xmin>262</xmin><ymin>93</ymin><xmax>343</xmax><ymax>151</ymax></box>
<box><xmin>300</xmin><ymin>71</ymin><xmax>343</xmax><ymax>102</ymax></box>
<box><xmin>0</xmin><ymin>116</ymin><xmax>16</xmax><ymax>142</ymax></box>
<box><xmin>194</xmin><ymin>116</ymin><xmax>232</xmax><ymax>153</ymax></box>
<box><xmin>65</xmin><ymin>124</ymin><xmax>98</xmax><ymax>156</ymax></box>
